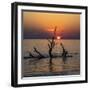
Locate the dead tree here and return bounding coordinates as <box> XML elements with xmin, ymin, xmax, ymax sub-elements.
<box><xmin>48</xmin><ymin>27</ymin><xmax>57</xmax><ymax>58</ymax></box>
<box><xmin>48</xmin><ymin>27</ymin><xmax>57</xmax><ymax>72</ymax></box>
<box><xmin>60</xmin><ymin>43</ymin><xmax>68</xmax><ymax>57</ymax></box>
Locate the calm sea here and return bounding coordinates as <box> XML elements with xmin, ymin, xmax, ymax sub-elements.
<box><xmin>22</xmin><ymin>39</ymin><xmax>80</xmax><ymax>77</ymax></box>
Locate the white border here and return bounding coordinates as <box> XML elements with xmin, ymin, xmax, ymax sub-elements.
<box><xmin>17</xmin><ymin>5</ymin><xmax>86</xmax><ymax>84</ymax></box>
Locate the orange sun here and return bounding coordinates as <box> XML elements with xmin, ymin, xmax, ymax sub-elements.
<box><xmin>57</xmin><ymin>36</ymin><xmax>61</xmax><ymax>40</ymax></box>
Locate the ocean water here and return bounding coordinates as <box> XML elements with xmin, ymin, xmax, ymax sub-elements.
<box><xmin>22</xmin><ymin>39</ymin><xmax>80</xmax><ymax>77</ymax></box>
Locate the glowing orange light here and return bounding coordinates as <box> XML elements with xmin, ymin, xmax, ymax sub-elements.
<box><xmin>57</xmin><ymin>36</ymin><xmax>61</xmax><ymax>40</ymax></box>
<box><xmin>47</xmin><ymin>28</ymin><xmax>54</xmax><ymax>32</ymax></box>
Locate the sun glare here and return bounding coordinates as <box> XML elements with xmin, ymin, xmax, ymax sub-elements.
<box><xmin>57</xmin><ymin>36</ymin><xmax>61</xmax><ymax>40</ymax></box>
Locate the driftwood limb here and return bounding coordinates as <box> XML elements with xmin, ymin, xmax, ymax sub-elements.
<box><xmin>60</xmin><ymin>43</ymin><xmax>68</xmax><ymax>57</ymax></box>
<box><xmin>28</xmin><ymin>52</ymin><xmax>35</xmax><ymax>58</ymax></box>
<box><xmin>54</xmin><ymin>26</ymin><xmax>57</xmax><ymax>36</ymax></box>
<box><xmin>24</xmin><ymin>51</ymin><xmax>36</xmax><ymax>59</ymax></box>
<box><xmin>48</xmin><ymin>39</ymin><xmax>52</xmax><ymax>43</ymax></box>
<box><xmin>48</xmin><ymin>44</ymin><xmax>51</xmax><ymax>49</ymax></box>
<box><xmin>24</xmin><ymin>53</ymin><xmax>72</xmax><ymax>59</ymax></box>
<box><xmin>33</xmin><ymin>47</ymin><xmax>45</xmax><ymax>58</ymax></box>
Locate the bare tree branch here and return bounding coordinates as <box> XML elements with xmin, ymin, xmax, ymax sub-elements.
<box><xmin>28</xmin><ymin>52</ymin><xmax>35</xmax><ymax>58</ymax></box>
<box><xmin>48</xmin><ymin>39</ymin><xmax>52</xmax><ymax>43</ymax></box>
<box><xmin>48</xmin><ymin>44</ymin><xmax>51</xmax><ymax>49</ymax></box>
<box><xmin>33</xmin><ymin>47</ymin><xmax>45</xmax><ymax>58</ymax></box>
<box><xmin>60</xmin><ymin>43</ymin><xmax>68</xmax><ymax>57</ymax></box>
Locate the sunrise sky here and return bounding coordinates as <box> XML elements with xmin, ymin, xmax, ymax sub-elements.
<box><xmin>22</xmin><ymin>11</ymin><xmax>80</xmax><ymax>39</ymax></box>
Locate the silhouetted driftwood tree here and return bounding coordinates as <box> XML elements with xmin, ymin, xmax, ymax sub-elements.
<box><xmin>24</xmin><ymin>27</ymin><xmax>72</xmax><ymax>62</ymax></box>
<box><xmin>48</xmin><ymin>27</ymin><xmax>57</xmax><ymax>58</ymax></box>
<box><xmin>25</xmin><ymin>47</ymin><xmax>45</xmax><ymax>59</ymax></box>
<box><xmin>47</xmin><ymin>26</ymin><xmax>57</xmax><ymax>71</ymax></box>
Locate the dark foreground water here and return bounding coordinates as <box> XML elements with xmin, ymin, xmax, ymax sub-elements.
<box><xmin>22</xmin><ymin>39</ymin><xmax>80</xmax><ymax>77</ymax></box>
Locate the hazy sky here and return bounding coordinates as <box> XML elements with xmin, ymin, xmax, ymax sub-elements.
<box><xmin>22</xmin><ymin>11</ymin><xmax>80</xmax><ymax>39</ymax></box>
